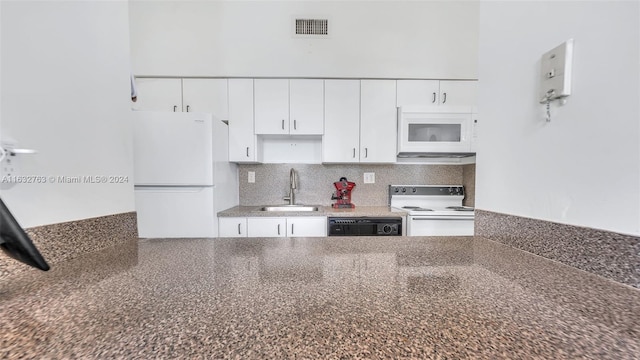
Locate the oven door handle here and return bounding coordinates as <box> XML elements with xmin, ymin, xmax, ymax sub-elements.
<box><xmin>410</xmin><ymin>216</ymin><xmax>474</xmax><ymax>220</ymax></box>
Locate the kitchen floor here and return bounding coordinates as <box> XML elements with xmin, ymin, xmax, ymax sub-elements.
<box><xmin>1</xmin><ymin>237</ymin><xmax>638</xmax><ymax>359</ymax></box>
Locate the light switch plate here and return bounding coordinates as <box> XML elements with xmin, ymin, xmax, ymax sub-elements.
<box><xmin>540</xmin><ymin>39</ymin><xmax>574</xmax><ymax>102</ymax></box>
<box><xmin>363</xmin><ymin>172</ymin><xmax>375</xmax><ymax>184</ymax></box>
<box><xmin>248</xmin><ymin>171</ymin><xmax>255</xmax><ymax>183</ymax></box>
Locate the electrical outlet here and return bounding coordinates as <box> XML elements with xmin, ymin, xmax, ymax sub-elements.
<box><xmin>363</xmin><ymin>172</ymin><xmax>375</xmax><ymax>184</ymax></box>
<box><xmin>0</xmin><ymin>153</ymin><xmax>18</xmax><ymax>190</ymax></box>
<box><xmin>248</xmin><ymin>171</ymin><xmax>255</xmax><ymax>183</ymax></box>
<box><xmin>1</xmin><ymin>156</ymin><xmax>15</xmax><ymax>177</ymax></box>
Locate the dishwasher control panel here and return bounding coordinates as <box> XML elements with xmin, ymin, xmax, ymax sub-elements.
<box><xmin>328</xmin><ymin>217</ymin><xmax>402</xmax><ymax>236</ymax></box>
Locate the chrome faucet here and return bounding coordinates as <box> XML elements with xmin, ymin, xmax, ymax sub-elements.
<box><xmin>283</xmin><ymin>168</ymin><xmax>297</xmax><ymax>205</ymax></box>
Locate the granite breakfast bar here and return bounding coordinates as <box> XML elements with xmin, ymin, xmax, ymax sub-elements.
<box><xmin>1</xmin><ymin>235</ymin><xmax>639</xmax><ymax>359</ymax></box>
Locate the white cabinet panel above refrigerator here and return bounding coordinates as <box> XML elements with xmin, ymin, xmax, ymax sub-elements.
<box><xmin>133</xmin><ymin>111</ymin><xmax>214</xmax><ymax>186</ymax></box>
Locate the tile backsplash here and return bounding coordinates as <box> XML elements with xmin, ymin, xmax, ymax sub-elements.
<box><xmin>462</xmin><ymin>164</ymin><xmax>476</xmax><ymax>207</ymax></box>
<box><xmin>238</xmin><ymin>164</ymin><xmax>474</xmax><ymax>206</ymax></box>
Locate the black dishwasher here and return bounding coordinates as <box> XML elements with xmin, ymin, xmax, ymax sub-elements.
<box><xmin>327</xmin><ymin>217</ymin><xmax>402</xmax><ymax>236</ymax></box>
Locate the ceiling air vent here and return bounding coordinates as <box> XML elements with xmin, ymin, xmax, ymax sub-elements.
<box><xmin>295</xmin><ymin>18</ymin><xmax>328</xmax><ymax>36</ymax></box>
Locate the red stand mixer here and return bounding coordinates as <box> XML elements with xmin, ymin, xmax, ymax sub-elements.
<box><xmin>331</xmin><ymin>177</ymin><xmax>356</xmax><ymax>209</ymax></box>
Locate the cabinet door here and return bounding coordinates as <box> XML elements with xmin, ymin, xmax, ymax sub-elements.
<box><xmin>133</xmin><ymin>78</ymin><xmax>182</xmax><ymax>112</ymax></box>
<box><xmin>323</xmin><ymin>80</ymin><xmax>360</xmax><ymax>163</ymax></box>
<box><xmin>287</xmin><ymin>217</ymin><xmax>327</xmax><ymax>237</ymax></box>
<box><xmin>396</xmin><ymin>79</ymin><xmax>440</xmax><ymax>107</ymax></box>
<box><xmin>254</xmin><ymin>79</ymin><xmax>289</xmax><ymax>135</ymax></box>
<box><xmin>290</xmin><ymin>79</ymin><xmax>324</xmax><ymax>135</ymax></box>
<box><xmin>247</xmin><ymin>217</ymin><xmax>287</xmax><ymax>237</ymax></box>
<box><xmin>219</xmin><ymin>217</ymin><xmax>247</xmax><ymax>237</ymax></box>
<box><xmin>438</xmin><ymin>80</ymin><xmax>477</xmax><ymax>107</ymax></box>
<box><xmin>228</xmin><ymin>79</ymin><xmax>257</xmax><ymax>162</ymax></box>
<box><xmin>182</xmin><ymin>78</ymin><xmax>228</xmax><ymax>119</ymax></box>
<box><xmin>360</xmin><ymin>80</ymin><xmax>397</xmax><ymax>163</ymax></box>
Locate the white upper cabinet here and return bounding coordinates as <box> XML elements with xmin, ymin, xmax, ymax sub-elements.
<box><xmin>254</xmin><ymin>79</ymin><xmax>324</xmax><ymax>135</ymax></box>
<box><xmin>134</xmin><ymin>78</ymin><xmax>183</xmax><ymax>112</ymax></box>
<box><xmin>228</xmin><ymin>79</ymin><xmax>258</xmax><ymax>162</ymax></box>
<box><xmin>254</xmin><ymin>79</ymin><xmax>290</xmax><ymax>134</ymax></box>
<box><xmin>397</xmin><ymin>80</ymin><xmax>477</xmax><ymax>107</ymax></box>
<box><xmin>137</xmin><ymin>77</ymin><xmax>476</xmax><ymax>164</ymax></box>
<box><xmin>360</xmin><ymin>80</ymin><xmax>397</xmax><ymax>163</ymax></box>
<box><xmin>134</xmin><ymin>78</ymin><xmax>229</xmax><ymax>119</ymax></box>
<box><xmin>438</xmin><ymin>80</ymin><xmax>478</xmax><ymax>107</ymax></box>
<box><xmin>396</xmin><ymin>80</ymin><xmax>440</xmax><ymax>107</ymax></box>
<box><xmin>323</xmin><ymin>80</ymin><xmax>361</xmax><ymax>163</ymax></box>
<box><xmin>324</xmin><ymin>80</ymin><xmax>396</xmax><ymax>163</ymax></box>
<box><xmin>289</xmin><ymin>79</ymin><xmax>324</xmax><ymax>135</ymax></box>
<box><xmin>181</xmin><ymin>79</ymin><xmax>229</xmax><ymax>118</ymax></box>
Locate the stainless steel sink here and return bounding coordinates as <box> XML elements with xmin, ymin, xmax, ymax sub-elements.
<box><xmin>259</xmin><ymin>205</ymin><xmax>320</xmax><ymax>212</ymax></box>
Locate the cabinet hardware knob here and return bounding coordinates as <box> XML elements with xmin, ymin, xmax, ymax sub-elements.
<box><xmin>432</xmin><ymin>92</ymin><xmax>437</xmax><ymax>103</ymax></box>
<box><xmin>442</xmin><ymin>93</ymin><xmax>447</xmax><ymax>104</ymax></box>
<box><xmin>173</xmin><ymin>105</ymin><xmax>177</xmax><ymax>112</ymax></box>
<box><xmin>186</xmin><ymin>105</ymin><xmax>190</xmax><ymax>112</ymax></box>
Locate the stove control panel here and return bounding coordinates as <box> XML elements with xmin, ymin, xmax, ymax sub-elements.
<box><xmin>388</xmin><ymin>185</ymin><xmax>465</xmax><ymax>206</ymax></box>
<box><xmin>389</xmin><ymin>185</ymin><xmax>464</xmax><ymax>196</ymax></box>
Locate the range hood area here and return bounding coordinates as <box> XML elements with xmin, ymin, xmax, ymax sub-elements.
<box><xmin>397</xmin><ymin>152</ymin><xmax>476</xmax><ymax>158</ymax></box>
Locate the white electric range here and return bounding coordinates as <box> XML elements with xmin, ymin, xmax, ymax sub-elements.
<box><xmin>389</xmin><ymin>185</ymin><xmax>475</xmax><ymax>236</ymax></box>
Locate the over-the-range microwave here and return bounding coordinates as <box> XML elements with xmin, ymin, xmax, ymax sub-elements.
<box><xmin>397</xmin><ymin>106</ymin><xmax>477</xmax><ymax>158</ymax></box>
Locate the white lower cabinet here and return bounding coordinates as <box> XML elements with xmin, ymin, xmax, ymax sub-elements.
<box><xmin>247</xmin><ymin>217</ymin><xmax>287</xmax><ymax>237</ymax></box>
<box><xmin>221</xmin><ymin>216</ymin><xmax>326</xmax><ymax>238</ymax></box>
<box><xmin>218</xmin><ymin>217</ymin><xmax>247</xmax><ymax>237</ymax></box>
<box><xmin>286</xmin><ymin>217</ymin><xmax>327</xmax><ymax>237</ymax></box>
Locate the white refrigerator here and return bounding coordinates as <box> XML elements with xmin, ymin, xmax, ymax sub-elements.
<box><xmin>133</xmin><ymin>111</ymin><xmax>238</xmax><ymax>238</ymax></box>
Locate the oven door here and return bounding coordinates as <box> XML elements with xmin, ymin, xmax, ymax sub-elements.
<box><xmin>397</xmin><ymin>106</ymin><xmax>473</xmax><ymax>155</ymax></box>
<box><xmin>407</xmin><ymin>215</ymin><xmax>474</xmax><ymax>236</ymax></box>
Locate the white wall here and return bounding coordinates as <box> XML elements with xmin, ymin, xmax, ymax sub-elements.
<box><xmin>0</xmin><ymin>1</ymin><xmax>135</xmax><ymax>228</ymax></box>
<box><xmin>476</xmin><ymin>1</ymin><xmax>640</xmax><ymax>235</ymax></box>
<box><xmin>129</xmin><ymin>0</ymin><xmax>479</xmax><ymax>79</ymax></box>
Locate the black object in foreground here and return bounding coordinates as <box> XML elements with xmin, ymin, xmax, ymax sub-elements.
<box><xmin>0</xmin><ymin>198</ymin><xmax>49</xmax><ymax>271</ymax></box>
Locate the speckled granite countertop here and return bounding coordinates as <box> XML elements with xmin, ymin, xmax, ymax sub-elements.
<box><xmin>218</xmin><ymin>205</ymin><xmax>407</xmax><ymax>217</ymax></box>
<box><xmin>1</xmin><ymin>236</ymin><xmax>639</xmax><ymax>359</ymax></box>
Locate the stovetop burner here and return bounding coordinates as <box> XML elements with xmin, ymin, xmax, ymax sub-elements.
<box><xmin>446</xmin><ymin>206</ymin><xmax>474</xmax><ymax>211</ymax></box>
<box><xmin>402</xmin><ymin>206</ymin><xmax>433</xmax><ymax>211</ymax></box>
